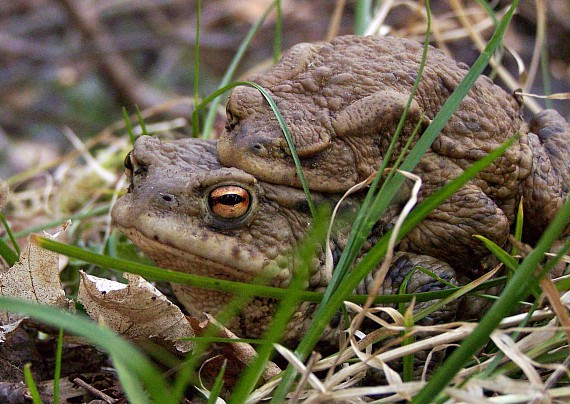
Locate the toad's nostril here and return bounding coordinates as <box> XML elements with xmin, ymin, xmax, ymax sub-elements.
<box><xmin>159</xmin><ymin>193</ymin><xmax>176</xmax><ymax>204</ymax></box>
<box><xmin>250</xmin><ymin>142</ymin><xmax>268</xmax><ymax>156</ymax></box>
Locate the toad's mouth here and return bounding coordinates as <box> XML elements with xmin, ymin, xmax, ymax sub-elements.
<box><xmin>115</xmin><ymin>224</ymin><xmax>283</xmax><ymax>284</ymax></box>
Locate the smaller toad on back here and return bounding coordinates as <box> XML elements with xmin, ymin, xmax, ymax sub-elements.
<box><xmin>218</xmin><ymin>35</ymin><xmax>570</xmax><ymax>240</ymax></box>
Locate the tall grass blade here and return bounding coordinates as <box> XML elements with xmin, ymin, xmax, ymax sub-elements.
<box><xmin>475</xmin><ymin>236</ymin><xmax>519</xmax><ymax>272</ymax></box>
<box><xmin>318</xmin><ymin>2</ymin><xmax>434</xmax><ymax>316</ymax></box>
<box><xmin>511</xmin><ymin>198</ymin><xmax>524</xmax><ymax>256</ymax></box>
<box><xmin>0</xmin><ymin>236</ymin><xmax>18</xmax><ymax>266</ymax></box>
<box><xmin>207</xmin><ymin>359</ymin><xmax>226</xmax><ymax>404</ymax></box>
<box><xmin>121</xmin><ymin>107</ymin><xmax>135</xmax><ymax>144</ymax></box>
<box><xmin>34</xmin><ymin>235</ymin><xmax>319</xmax><ymax>302</ymax></box>
<box><xmin>0</xmin><ymin>297</ymin><xmax>172</xmax><ymax>402</ymax></box>
<box><xmin>1</xmin><ymin>213</ymin><xmax>20</xmax><ymax>256</ymax></box>
<box><xmin>243</xmin><ymin>83</ymin><xmax>316</xmax><ymax>218</ymax></box>
<box><xmin>273</xmin><ymin>0</ymin><xmax>519</xmax><ymax>386</ymax></box>
<box><xmin>540</xmin><ymin>44</ymin><xmax>553</xmax><ymax>109</ymax></box>
<box><xmin>287</xmin><ymin>135</ymin><xmax>516</xmax><ymax>381</ymax></box>
<box><xmin>113</xmin><ymin>359</ymin><xmax>152</xmax><ymax>404</ymax></box>
<box><xmin>201</xmin><ymin>1</ymin><xmax>277</xmax><ymax>139</ymax></box>
<box><xmin>414</xmin><ymin>182</ymin><xmax>567</xmax><ymax>402</ymax></box>
<box><xmin>273</xmin><ymin>0</ymin><xmax>282</xmax><ymax>62</ymax></box>
<box><xmin>35</xmin><ymin>234</ymin><xmax>497</xmax><ymax>307</ymax></box>
<box><xmin>135</xmin><ymin>105</ymin><xmax>148</xmax><ymax>137</ymax></box>
<box><xmin>354</xmin><ymin>0</ymin><xmax>371</xmax><ymax>35</ymax></box>
<box><xmin>194</xmin><ymin>0</ymin><xmax>201</xmax><ymax>115</ymax></box>
<box><xmin>229</xmin><ymin>209</ymin><xmax>328</xmax><ymax>403</ymax></box>
<box><xmin>24</xmin><ymin>363</ymin><xmax>42</xmax><ymax>404</ymax></box>
<box><xmin>53</xmin><ymin>327</ymin><xmax>64</xmax><ymax>404</ymax></box>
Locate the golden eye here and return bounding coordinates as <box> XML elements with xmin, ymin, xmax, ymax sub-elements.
<box><xmin>208</xmin><ymin>186</ymin><xmax>250</xmax><ymax>219</ymax></box>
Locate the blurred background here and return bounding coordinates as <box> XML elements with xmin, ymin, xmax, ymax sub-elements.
<box><xmin>1</xmin><ymin>0</ymin><xmax>569</xmax><ymax>178</ymax></box>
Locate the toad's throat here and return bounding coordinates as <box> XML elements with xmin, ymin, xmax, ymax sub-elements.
<box><xmin>116</xmin><ymin>225</ymin><xmax>259</xmax><ymax>283</ymax></box>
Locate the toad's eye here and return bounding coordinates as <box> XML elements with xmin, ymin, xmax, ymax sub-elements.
<box><xmin>208</xmin><ymin>186</ymin><xmax>250</xmax><ymax>219</ymax></box>
<box><xmin>225</xmin><ymin>106</ymin><xmax>239</xmax><ymax>131</ymax></box>
<box><xmin>124</xmin><ymin>151</ymin><xmax>134</xmax><ymax>178</ymax></box>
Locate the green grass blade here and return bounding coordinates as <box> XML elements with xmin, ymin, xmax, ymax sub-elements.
<box><xmin>475</xmin><ymin>235</ymin><xmax>541</xmax><ymax>297</ymax></box>
<box><xmin>135</xmin><ymin>105</ymin><xmax>148</xmax><ymax>137</ymax></box>
<box><xmin>121</xmin><ymin>107</ymin><xmax>135</xmax><ymax>144</ymax></box>
<box><xmin>244</xmin><ymin>82</ymin><xmax>316</xmax><ymax>218</ymax></box>
<box><xmin>413</xmin><ymin>185</ymin><xmax>568</xmax><ymax>402</ymax></box>
<box><xmin>540</xmin><ymin>25</ymin><xmax>553</xmax><ymax>109</ymax></box>
<box><xmin>0</xmin><ymin>212</ymin><xmax>19</xmax><ymax>265</ymax></box>
<box><xmin>0</xmin><ymin>297</ymin><xmax>171</xmax><ymax>402</ymax></box>
<box><xmin>201</xmin><ymin>0</ymin><xmax>277</xmax><ymax>139</ymax></box>
<box><xmin>412</xmin><ymin>268</ymin><xmax>498</xmax><ymax>323</ymax></box>
<box><xmin>194</xmin><ymin>80</ymin><xmax>316</xmax><ymax>217</ymax></box>
<box><xmin>478</xmin><ymin>299</ymin><xmax>540</xmax><ymax>378</ymax></box>
<box><xmin>511</xmin><ymin>198</ymin><xmax>524</xmax><ymax>256</ymax></box>
<box><xmin>24</xmin><ymin>363</ymin><xmax>42</xmax><ymax>404</ymax></box>
<box><xmin>35</xmin><ymin>234</ymin><xmax>498</xmax><ymax>307</ymax></box>
<box><xmin>0</xmin><ymin>236</ymin><xmax>18</xmax><ymax>266</ymax></box>
<box><xmin>53</xmin><ymin>327</ymin><xmax>64</xmax><ymax>404</ymax></box>
<box><xmin>34</xmin><ymin>235</ymin><xmax>319</xmax><ymax>302</ymax></box>
<box><xmin>402</xmin><ymin>306</ymin><xmax>416</xmax><ymax>382</ymax></box>
<box><xmin>272</xmin><ymin>0</ymin><xmax>515</xmax><ymax>386</ymax></box>
<box><xmin>542</xmin><ymin>236</ymin><xmax>570</xmax><ymax>276</ymax></box>
<box><xmin>282</xmin><ymin>133</ymin><xmax>517</xmax><ymax>390</ymax></box>
<box><xmin>354</xmin><ymin>0</ymin><xmax>371</xmax><ymax>35</ymax></box>
<box><xmin>207</xmin><ymin>359</ymin><xmax>226</xmax><ymax>404</ymax></box>
<box><xmin>317</xmin><ymin>4</ymin><xmax>434</xmax><ymax>316</ymax></box>
<box><xmin>273</xmin><ymin>0</ymin><xmax>282</xmax><ymax>63</ymax></box>
<box><xmin>474</xmin><ymin>235</ymin><xmax>519</xmax><ymax>271</ymax></box>
<box><xmin>194</xmin><ymin>0</ymin><xmax>201</xmax><ymax>114</ymax></box>
<box><xmin>475</xmin><ymin>0</ymin><xmax>499</xmax><ymax>25</ymax></box>
<box><xmin>229</xmin><ymin>209</ymin><xmax>328</xmax><ymax>403</ymax></box>
<box><xmin>273</xmin><ymin>81</ymin><xmax>518</xmax><ymax>399</ymax></box>
<box><xmin>113</xmin><ymin>359</ymin><xmax>152</xmax><ymax>404</ymax></box>
<box><xmin>1</xmin><ymin>213</ymin><xmax>20</xmax><ymax>256</ymax></box>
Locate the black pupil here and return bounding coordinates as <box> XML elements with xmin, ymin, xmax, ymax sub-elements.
<box><xmin>124</xmin><ymin>152</ymin><xmax>133</xmax><ymax>170</ymax></box>
<box><xmin>216</xmin><ymin>193</ymin><xmax>243</xmax><ymax>206</ymax></box>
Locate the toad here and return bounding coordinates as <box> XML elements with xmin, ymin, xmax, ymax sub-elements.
<box><xmin>112</xmin><ymin>136</ymin><xmax>459</xmax><ymax>343</ymax></box>
<box><xmin>112</xmin><ymin>35</ymin><xmax>570</xmax><ymax>342</ymax></box>
<box><xmin>218</xmin><ymin>35</ymin><xmax>570</xmax><ymax>243</ymax></box>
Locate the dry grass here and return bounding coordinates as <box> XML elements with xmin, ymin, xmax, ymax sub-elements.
<box><xmin>1</xmin><ymin>1</ymin><xmax>570</xmax><ymax>402</ymax></box>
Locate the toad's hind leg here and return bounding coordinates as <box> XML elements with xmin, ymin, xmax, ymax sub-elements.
<box><xmin>360</xmin><ymin>252</ymin><xmax>460</xmax><ymax>324</ymax></box>
<box><xmin>358</xmin><ymin>252</ymin><xmax>460</xmax><ymax>378</ymax></box>
<box><xmin>523</xmin><ymin>109</ymin><xmax>570</xmax><ymax>239</ymax></box>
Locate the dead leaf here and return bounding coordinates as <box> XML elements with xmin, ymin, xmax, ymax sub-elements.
<box><xmin>186</xmin><ymin>316</ymin><xmax>281</xmax><ymax>388</ymax></box>
<box><xmin>78</xmin><ymin>272</ymin><xmax>195</xmax><ymax>353</ymax></box>
<box><xmin>206</xmin><ymin>314</ymin><xmax>281</xmax><ymax>381</ymax></box>
<box><xmin>0</xmin><ymin>239</ymin><xmax>73</xmax><ymax>324</ymax></box>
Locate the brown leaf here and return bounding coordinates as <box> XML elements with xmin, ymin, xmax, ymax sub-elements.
<box><xmin>78</xmin><ymin>272</ymin><xmax>195</xmax><ymax>353</ymax></box>
<box><xmin>0</xmin><ymin>239</ymin><xmax>73</xmax><ymax>324</ymax></box>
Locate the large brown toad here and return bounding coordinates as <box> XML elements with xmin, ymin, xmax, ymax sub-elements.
<box><xmin>112</xmin><ymin>136</ymin><xmax>459</xmax><ymax>344</ymax></box>
<box><xmin>112</xmin><ymin>35</ymin><xmax>570</xmax><ymax>343</ymax></box>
